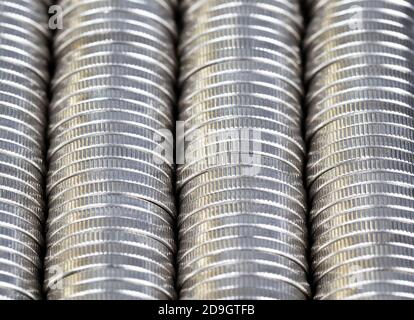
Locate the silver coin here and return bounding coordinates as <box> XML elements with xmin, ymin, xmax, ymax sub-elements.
<box><xmin>46</xmin><ymin>0</ymin><xmax>178</xmax><ymax>300</ymax></box>
<box><xmin>0</xmin><ymin>0</ymin><xmax>49</xmax><ymax>300</ymax></box>
<box><xmin>180</xmin><ymin>276</ymin><xmax>308</xmax><ymax>300</ymax></box>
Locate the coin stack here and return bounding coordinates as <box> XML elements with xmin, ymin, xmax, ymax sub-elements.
<box><xmin>306</xmin><ymin>0</ymin><xmax>414</xmax><ymax>299</ymax></box>
<box><xmin>177</xmin><ymin>0</ymin><xmax>310</xmax><ymax>300</ymax></box>
<box><xmin>0</xmin><ymin>0</ymin><xmax>50</xmax><ymax>300</ymax></box>
<box><xmin>44</xmin><ymin>0</ymin><xmax>178</xmax><ymax>300</ymax></box>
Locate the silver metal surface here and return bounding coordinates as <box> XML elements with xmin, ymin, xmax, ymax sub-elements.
<box><xmin>0</xmin><ymin>0</ymin><xmax>50</xmax><ymax>300</ymax></box>
<box><xmin>176</xmin><ymin>0</ymin><xmax>310</xmax><ymax>300</ymax></box>
<box><xmin>306</xmin><ymin>0</ymin><xmax>414</xmax><ymax>300</ymax></box>
<box><xmin>44</xmin><ymin>0</ymin><xmax>178</xmax><ymax>300</ymax></box>
<box><xmin>3</xmin><ymin>0</ymin><xmax>413</xmax><ymax>301</ymax></box>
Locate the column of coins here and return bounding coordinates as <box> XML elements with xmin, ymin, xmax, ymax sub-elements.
<box><xmin>306</xmin><ymin>0</ymin><xmax>414</xmax><ymax>300</ymax></box>
<box><xmin>44</xmin><ymin>0</ymin><xmax>178</xmax><ymax>300</ymax></box>
<box><xmin>0</xmin><ymin>0</ymin><xmax>50</xmax><ymax>300</ymax></box>
<box><xmin>177</xmin><ymin>0</ymin><xmax>311</xmax><ymax>300</ymax></box>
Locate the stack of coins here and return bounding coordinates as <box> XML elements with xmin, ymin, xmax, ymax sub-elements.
<box><xmin>306</xmin><ymin>0</ymin><xmax>414</xmax><ymax>299</ymax></box>
<box><xmin>44</xmin><ymin>0</ymin><xmax>178</xmax><ymax>300</ymax></box>
<box><xmin>0</xmin><ymin>0</ymin><xmax>50</xmax><ymax>300</ymax></box>
<box><xmin>177</xmin><ymin>0</ymin><xmax>310</xmax><ymax>300</ymax></box>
